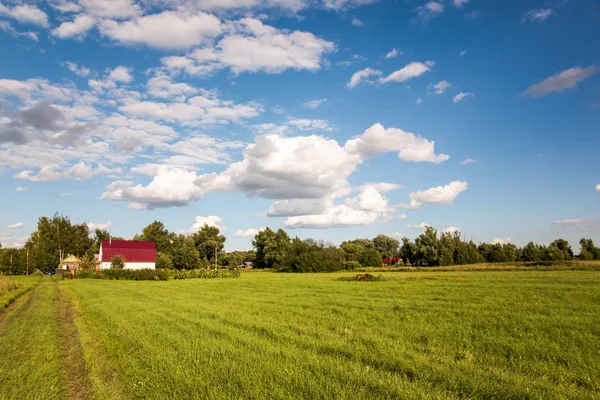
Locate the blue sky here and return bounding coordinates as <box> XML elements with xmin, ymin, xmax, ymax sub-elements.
<box><xmin>0</xmin><ymin>0</ymin><xmax>599</xmax><ymax>250</ymax></box>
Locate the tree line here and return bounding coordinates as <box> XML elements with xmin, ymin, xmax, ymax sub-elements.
<box><xmin>1</xmin><ymin>214</ymin><xmax>599</xmax><ymax>274</ymax></box>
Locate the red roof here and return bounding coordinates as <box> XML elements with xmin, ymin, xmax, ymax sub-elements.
<box><xmin>100</xmin><ymin>240</ymin><xmax>156</xmax><ymax>263</ymax></box>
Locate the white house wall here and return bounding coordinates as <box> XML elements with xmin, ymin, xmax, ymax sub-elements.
<box><xmin>100</xmin><ymin>262</ymin><xmax>155</xmax><ymax>270</ymax></box>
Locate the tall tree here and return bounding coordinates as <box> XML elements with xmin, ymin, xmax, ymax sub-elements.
<box><xmin>192</xmin><ymin>224</ymin><xmax>226</xmax><ymax>265</ymax></box>
<box><xmin>253</xmin><ymin>227</ymin><xmax>290</xmax><ymax>269</ymax></box>
<box><xmin>171</xmin><ymin>235</ymin><xmax>201</xmax><ymax>269</ymax></box>
<box><xmin>136</xmin><ymin>221</ymin><xmax>174</xmax><ymax>255</ymax></box>
<box><xmin>372</xmin><ymin>234</ymin><xmax>400</xmax><ymax>259</ymax></box>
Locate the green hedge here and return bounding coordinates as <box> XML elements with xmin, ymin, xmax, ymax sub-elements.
<box><xmin>173</xmin><ymin>268</ymin><xmax>240</xmax><ymax>279</ymax></box>
<box><xmin>77</xmin><ymin>269</ymin><xmax>169</xmax><ymax>281</ymax></box>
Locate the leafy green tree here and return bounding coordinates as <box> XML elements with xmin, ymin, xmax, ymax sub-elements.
<box><xmin>373</xmin><ymin>234</ymin><xmax>400</xmax><ymax>259</ymax></box>
<box><xmin>521</xmin><ymin>242</ymin><xmax>542</xmax><ymax>262</ymax></box>
<box><xmin>359</xmin><ymin>248</ymin><xmax>382</xmax><ymax>267</ymax></box>
<box><xmin>79</xmin><ymin>254</ymin><xmax>97</xmax><ymax>271</ymax></box>
<box><xmin>253</xmin><ymin>227</ymin><xmax>290</xmax><ymax>269</ymax></box>
<box><xmin>29</xmin><ymin>213</ymin><xmax>94</xmax><ymax>270</ymax></box>
<box><xmin>192</xmin><ymin>224</ymin><xmax>226</xmax><ymax>265</ymax></box>
<box><xmin>579</xmin><ymin>238</ymin><xmax>600</xmax><ymax>260</ymax></box>
<box><xmin>415</xmin><ymin>227</ymin><xmax>439</xmax><ymax>266</ymax></box>
<box><xmin>156</xmin><ymin>252</ymin><xmax>174</xmax><ymax>269</ymax></box>
<box><xmin>550</xmin><ymin>239</ymin><xmax>573</xmax><ymax>260</ymax></box>
<box><xmin>171</xmin><ymin>235</ymin><xmax>200</xmax><ymax>270</ymax></box>
<box><xmin>543</xmin><ymin>244</ymin><xmax>565</xmax><ymax>261</ymax></box>
<box><xmin>438</xmin><ymin>232</ymin><xmax>456</xmax><ymax>266</ymax></box>
<box><xmin>135</xmin><ymin>221</ymin><xmax>175</xmax><ymax>255</ymax></box>
<box><xmin>453</xmin><ymin>240</ymin><xmax>482</xmax><ymax>265</ymax></box>
<box><xmin>281</xmin><ymin>238</ymin><xmax>345</xmax><ymax>272</ymax></box>
<box><xmin>400</xmin><ymin>237</ymin><xmax>418</xmax><ymax>265</ymax></box>
<box><xmin>340</xmin><ymin>242</ymin><xmax>365</xmax><ymax>262</ymax></box>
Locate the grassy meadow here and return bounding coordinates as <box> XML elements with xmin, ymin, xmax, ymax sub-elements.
<box><xmin>1</xmin><ymin>270</ymin><xmax>600</xmax><ymax>399</ymax></box>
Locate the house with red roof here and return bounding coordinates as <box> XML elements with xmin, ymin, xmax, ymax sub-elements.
<box><xmin>99</xmin><ymin>240</ymin><xmax>157</xmax><ymax>270</ymax></box>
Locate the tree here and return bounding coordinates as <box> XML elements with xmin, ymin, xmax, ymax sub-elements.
<box><xmin>400</xmin><ymin>238</ymin><xmax>418</xmax><ymax>265</ymax></box>
<box><xmin>359</xmin><ymin>248</ymin><xmax>382</xmax><ymax>267</ymax></box>
<box><xmin>253</xmin><ymin>227</ymin><xmax>290</xmax><ymax>269</ymax></box>
<box><xmin>550</xmin><ymin>239</ymin><xmax>573</xmax><ymax>260</ymax></box>
<box><xmin>171</xmin><ymin>235</ymin><xmax>200</xmax><ymax>270</ymax></box>
<box><xmin>136</xmin><ymin>221</ymin><xmax>174</xmax><ymax>255</ymax></box>
<box><xmin>79</xmin><ymin>254</ymin><xmax>97</xmax><ymax>271</ymax></box>
<box><xmin>156</xmin><ymin>252</ymin><xmax>174</xmax><ymax>269</ymax></box>
<box><xmin>110</xmin><ymin>255</ymin><xmax>125</xmax><ymax>269</ymax></box>
<box><xmin>340</xmin><ymin>242</ymin><xmax>365</xmax><ymax>262</ymax></box>
<box><xmin>438</xmin><ymin>232</ymin><xmax>456</xmax><ymax>266</ymax></box>
<box><xmin>373</xmin><ymin>234</ymin><xmax>400</xmax><ymax>259</ymax></box>
<box><xmin>192</xmin><ymin>224</ymin><xmax>226</xmax><ymax>265</ymax></box>
<box><xmin>281</xmin><ymin>238</ymin><xmax>345</xmax><ymax>272</ymax></box>
<box><xmin>415</xmin><ymin>227</ymin><xmax>439</xmax><ymax>266</ymax></box>
<box><xmin>579</xmin><ymin>238</ymin><xmax>600</xmax><ymax>260</ymax></box>
<box><xmin>29</xmin><ymin>213</ymin><xmax>93</xmax><ymax>270</ymax></box>
<box><xmin>521</xmin><ymin>242</ymin><xmax>542</xmax><ymax>262</ymax></box>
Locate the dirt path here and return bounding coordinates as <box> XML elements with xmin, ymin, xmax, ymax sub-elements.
<box><xmin>0</xmin><ymin>276</ymin><xmax>93</xmax><ymax>399</ymax></box>
<box><xmin>55</xmin><ymin>281</ymin><xmax>93</xmax><ymax>400</ymax></box>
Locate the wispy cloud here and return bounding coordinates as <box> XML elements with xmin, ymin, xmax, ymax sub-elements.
<box><xmin>523</xmin><ymin>8</ymin><xmax>555</xmax><ymax>23</ymax></box>
<box><xmin>453</xmin><ymin>92</ymin><xmax>474</xmax><ymax>103</ymax></box>
<box><xmin>460</xmin><ymin>158</ymin><xmax>477</xmax><ymax>165</ymax></box>
<box><xmin>302</xmin><ymin>98</ymin><xmax>327</xmax><ymax>109</ymax></box>
<box><xmin>522</xmin><ymin>66</ymin><xmax>598</xmax><ymax>98</ymax></box>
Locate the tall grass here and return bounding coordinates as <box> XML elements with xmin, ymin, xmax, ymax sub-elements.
<box><xmin>57</xmin><ymin>270</ymin><xmax>600</xmax><ymax>399</ymax></box>
<box><xmin>0</xmin><ymin>275</ymin><xmax>19</xmax><ymax>296</ymax></box>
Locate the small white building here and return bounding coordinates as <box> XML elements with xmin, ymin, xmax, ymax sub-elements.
<box><xmin>99</xmin><ymin>240</ymin><xmax>156</xmax><ymax>270</ymax></box>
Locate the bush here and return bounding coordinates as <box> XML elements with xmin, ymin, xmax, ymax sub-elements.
<box><xmin>359</xmin><ymin>248</ymin><xmax>382</xmax><ymax>267</ymax></box>
<box><xmin>0</xmin><ymin>275</ymin><xmax>19</xmax><ymax>296</ymax></box>
<box><xmin>343</xmin><ymin>261</ymin><xmax>361</xmax><ymax>271</ymax></box>
<box><xmin>110</xmin><ymin>254</ymin><xmax>126</xmax><ymax>269</ymax></box>
<box><xmin>173</xmin><ymin>268</ymin><xmax>240</xmax><ymax>279</ymax></box>
<box><xmin>81</xmin><ymin>268</ymin><xmax>169</xmax><ymax>281</ymax></box>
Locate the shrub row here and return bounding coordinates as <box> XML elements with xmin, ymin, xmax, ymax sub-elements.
<box><xmin>173</xmin><ymin>268</ymin><xmax>241</xmax><ymax>279</ymax></box>
<box><xmin>77</xmin><ymin>269</ymin><xmax>169</xmax><ymax>281</ymax></box>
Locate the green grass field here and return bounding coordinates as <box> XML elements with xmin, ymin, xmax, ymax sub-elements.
<box><xmin>1</xmin><ymin>270</ymin><xmax>600</xmax><ymax>399</ymax></box>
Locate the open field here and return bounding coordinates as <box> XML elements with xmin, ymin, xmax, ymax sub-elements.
<box><xmin>1</xmin><ymin>270</ymin><xmax>600</xmax><ymax>399</ymax></box>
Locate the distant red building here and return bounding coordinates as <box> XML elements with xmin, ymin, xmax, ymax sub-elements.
<box><xmin>99</xmin><ymin>240</ymin><xmax>156</xmax><ymax>270</ymax></box>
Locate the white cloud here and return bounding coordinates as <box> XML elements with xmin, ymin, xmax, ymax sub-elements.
<box><xmin>493</xmin><ymin>237</ymin><xmax>511</xmax><ymax>244</ymax></box>
<box><xmin>351</xmin><ymin>17</ymin><xmax>363</xmax><ymax>26</ymax></box>
<box><xmin>146</xmin><ymin>75</ymin><xmax>197</xmax><ymax>100</ymax></box>
<box><xmin>59</xmin><ymin>192</ymin><xmax>73</xmax><ymax>197</ymax></box>
<box><xmin>87</xmin><ymin>221</ymin><xmax>111</xmax><ymax>231</ymax></box>
<box><xmin>596</xmin><ymin>184</ymin><xmax>600</xmax><ymax>193</ymax></box>
<box><xmin>0</xmin><ymin>21</ymin><xmax>38</xmax><ymax>41</ymax></box>
<box><xmin>453</xmin><ymin>92</ymin><xmax>474</xmax><ymax>103</ymax></box>
<box><xmin>401</xmin><ymin>181</ymin><xmax>468</xmax><ymax>209</ymax></box>
<box><xmin>216</xmin><ymin>18</ymin><xmax>336</xmax><ymax>74</ymax></box>
<box><xmin>385</xmin><ymin>48</ymin><xmax>398</xmax><ymax>59</ymax></box>
<box><xmin>344</xmin><ymin>123</ymin><xmax>449</xmax><ymax>163</ymax></box>
<box><xmin>414</xmin><ymin>2</ymin><xmax>444</xmax><ymax>23</ymax></box>
<box><xmin>66</xmin><ymin>62</ymin><xmax>91</xmax><ymax>77</ymax></box>
<box><xmin>129</xmin><ymin>202</ymin><xmax>146</xmax><ymax>210</ymax></box>
<box><xmin>49</xmin><ymin>0</ymin><xmax>82</xmax><ymax>13</ymax></box>
<box><xmin>79</xmin><ymin>0</ymin><xmax>141</xmax><ymax>18</ymax></box>
<box><xmin>109</xmin><ymin>66</ymin><xmax>133</xmax><ymax>83</ymax></box>
<box><xmin>432</xmin><ymin>80</ymin><xmax>451</xmax><ymax>95</ymax></box>
<box><xmin>409</xmin><ymin>180</ymin><xmax>468</xmax><ymax>205</ymax></box>
<box><xmin>284</xmin><ymin>204</ymin><xmax>379</xmax><ymax>229</ymax></box>
<box><xmin>16</xmin><ymin>186</ymin><xmax>29</xmax><ymax>192</ymax></box>
<box><xmin>52</xmin><ymin>14</ymin><xmax>96</xmax><ymax>38</ymax></box>
<box><xmin>346</xmin><ymin>68</ymin><xmax>382</xmax><ymax>89</ymax></box>
<box><xmin>99</xmin><ymin>11</ymin><xmax>222</xmax><ymax>50</ymax></box>
<box><xmin>407</xmin><ymin>222</ymin><xmax>430</xmax><ymax>230</ymax></box>
<box><xmin>553</xmin><ymin>219</ymin><xmax>600</xmax><ymax>228</ymax></box>
<box><xmin>235</xmin><ymin>227</ymin><xmax>265</xmax><ymax>237</ymax></box>
<box><xmin>102</xmin><ymin>122</ymin><xmax>448</xmax><ymax>213</ymax></box>
<box><xmin>178</xmin><ymin>215</ymin><xmax>224</xmax><ymax>235</ymax></box>
<box><xmin>288</xmin><ymin>118</ymin><xmax>333</xmax><ymax>131</ymax></box>
<box><xmin>522</xmin><ymin>66</ymin><xmax>598</xmax><ymax>98</ymax></box>
<box><xmin>452</xmin><ymin>0</ymin><xmax>469</xmax><ymax>8</ymax></box>
<box><xmin>523</xmin><ymin>8</ymin><xmax>554</xmax><ymax>23</ymax></box>
<box><xmin>460</xmin><ymin>49</ymin><xmax>468</xmax><ymax>56</ymax></box>
<box><xmin>15</xmin><ymin>163</ymin><xmax>121</xmax><ymax>182</ymax></box>
<box><xmin>302</xmin><ymin>98</ymin><xmax>327</xmax><ymax>109</ymax></box>
<box><xmin>379</xmin><ymin>61</ymin><xmax>433</xmax><ymax>84</ymax></box>
<box><xmin>442</xmin><ymin>226</ymin><xmax>460</xmax><ymax>233</ymax></box>
<box><xmin>460</xmin><ymin>158</ymin><xmax>477</xmax><ymax>165</ymax></box>
<box><xmin>0</xmin><ymin>232</ymin><xmax>29</xmax><ymax>248</ymax></box>
<box><xmin>392</xmin><ymin>232</ymin><xmax>405</xmax><ymax>238</ymax></box>
<box><xmin>7</xmin><ymin>222</ymin><xmax>25</xmax><ymax>229</ymax></box>
<box><xmin>0</xmin><ymin>4</ymin><xmax>48</xmax><ymax>27</ymax></box>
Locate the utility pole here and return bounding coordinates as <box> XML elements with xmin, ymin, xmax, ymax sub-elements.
<box><xmin>215</xmin><ymin>245</ymin><xmax>218</xmax><ymax>268</ymax></box>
